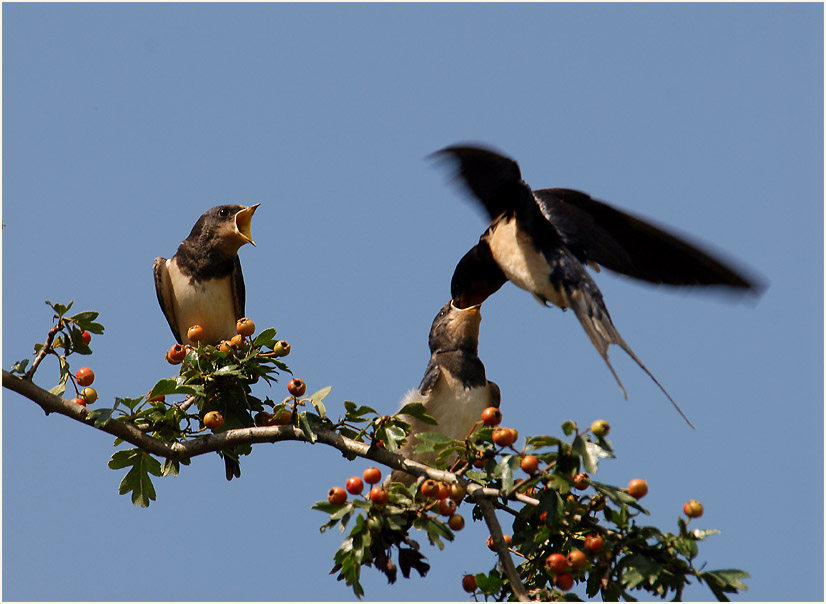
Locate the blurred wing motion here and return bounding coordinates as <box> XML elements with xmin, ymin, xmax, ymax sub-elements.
<box><xmin>436</xmin><ymin>144</ymin><xmax>763</xmax><ymax>427</ymax></box>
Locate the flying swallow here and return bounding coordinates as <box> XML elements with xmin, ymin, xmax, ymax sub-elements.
<box><xmin>434</xmin><ymin>144</ymin><xmax>762</xmax><ymax>427</ymax></box>
<box><xmin>153</xmin><ymin>204</ymin><xmax>259</xmax><ymax>479</ymax></box>
<box><xmin>390</xmin><ymin>301</ymin><xmax>500</xmax><ymax>485</ymax></box>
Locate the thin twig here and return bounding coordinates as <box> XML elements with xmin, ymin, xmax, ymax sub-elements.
<box><xmin>469</xmin><ymin>485</ymin><xmax>531</xmax><ymax>602</ymax></box>
<box><xmin>23</xmin><ymin>323</ymin><xmax>62</xmax><ymax>381</ymax></box>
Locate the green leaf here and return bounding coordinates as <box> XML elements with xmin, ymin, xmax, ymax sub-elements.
<box><xmin>700</xmin><ymin>569</ymin><xmax>750</xmax><ymax>601</ymax></box>
<box><xmin>49</xmin><ymin>382</ymin><xmax>66</xmax><ymax>397</ymax></box>
<box><xmin>69</xmin><ymin>310</ymin><xmax>104</xmax><ymax>334</ymax></box>
<box><xmin>148</xmin><ymin>378</ymin><xmax>198</xmax><ymax>398</ymax></box>
<box><xmin>621</xmin><ymin>554</ymin><xmax>662</xmax><ymax>589</ymax></box>
<box><xmin>674</xmin><ymin>536</ymin><xmax>698</xmax><ymax>559</ymax></box>
<box><xmin>86</xmin><ymin>408</ymin><xmax>114</xmax><ymax>428</ymax></box>
<box><xmin>308</xmin><ymin>386</ymin><xmax>331</xmax><ymax>417</ymax></box>
<box><xmin>410</xmin><ymin>431</ymin><xmax>455</xmax><ymax>453</ymax></box>
<box><xmin>46</xmin><ymin>300</ymin><xmax>74</xmax><ymax>317</ymax></box>
<box><xmin>109</xmin><ymin>449</ymin><xmax>162</xmax><ymax>507</ymax></box>
<box><xmin>475</xmin><ymin>570</ymin><xmax>505</xmax><ymax>594</ymax></box>
<box><xmin>252</xmin><ymin>327</ymin><xmax>277</xmax><ymax>348</ymax></box>
<box><xmin>380</xmin><ymin>424</ymin><xmax>407</xmax><ymax>451</ymax></box>
<box><xmin>298</xmin><ymin>411</ymin><xmax>317</xmax><ymax>444</ymax></box>
<box><xmin>561</xmin><ymin>420</ymin><xmax>578</xmax><ymax>436</ymax></box>
<box><xmin>525</xmin><ymin>434</ymin><xmax>562</xmax><ymax>449</ymax></box>
<box><xmin>160</xmin><ymin>458</ymin><xmax>180</xmax><ymax>477</ymax></box>
<box><xmin>495</xmin><ymin>454</ymin><xmax>518</xmax><ymax>492</ymax></box>
<box><xmin>343</xmin><ymin>401</ymin><xmax>378</xmax><ymax>422</ymax></box>
<box><xmin>397</xmin><ymin>401</ymin><xmax>438</xmax><ymax>425</ymax></box>
<box><xmin>591</xmin><ymin>480</ymin><xmax>649</xmax><ymax>513</ymax></box>
<box><xmin>10</xmin><ymin>359</ymin><xmax>29</xmax><ymax>374</ymax></box>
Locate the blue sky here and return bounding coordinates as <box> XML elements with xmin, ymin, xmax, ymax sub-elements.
<box><xmin>2</xmin><ymin>3</ymin><xmax>822</xmax><ymax>601</ymax></box>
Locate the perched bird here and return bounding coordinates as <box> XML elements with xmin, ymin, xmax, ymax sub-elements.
<box><xmin>153</xmin><ymin>204</ymin><xmax>259</xmax><ymax>479</ymax></box>
<box><xmin>153</xmin><ymin>204</ymin><xmax>259</xmax><ymax>346</ymax></box>
<box><xmin>390</xmin><ymin>301</ymin><xmax>500</xmax><ymax>485</ymax></box>
<box><xmin>435</xmin><ymin>144</ymin><xmax>762</xmax><ymax>427</ymax></box>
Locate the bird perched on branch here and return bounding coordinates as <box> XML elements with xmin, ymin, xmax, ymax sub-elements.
<box><xmin>153</xmin><ymin>203</ymin><xmax>260</xmax><ymax>479</ymax></box>
<box><xmin>434</xmin><ymin>144</ymin><xmax>763</xmax><ymax>427</ymax></box>
<box><xmin>390</xmin><ymin>301</ymin><xmax>500</xmax><ymax>485</ymax></box>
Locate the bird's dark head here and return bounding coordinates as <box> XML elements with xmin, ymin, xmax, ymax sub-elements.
<box><xmin>186</xmin><ymin>204</ymin><xmax>260</xmax><ymax>255</ymax></box>
<box><xmin>428</xmin><ymin>300</ymin><xmax>482</xmax><ymax>354</ymax></box>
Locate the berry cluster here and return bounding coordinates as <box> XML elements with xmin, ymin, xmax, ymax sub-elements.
<box><xmin>328</xmin><ymin>466</ymin><xmax>388</xmax><ymax>506</ymax></box>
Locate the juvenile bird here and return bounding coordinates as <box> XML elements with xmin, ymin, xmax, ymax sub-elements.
<box><xmin>390</xmin><ymin>301</ymin><xmax>499</xmax><ymax>485</ymax></box>
<box><xmin>153</xmin><ymin>203</ymin><xmax>259</xmax><ymax>479</ymax></box>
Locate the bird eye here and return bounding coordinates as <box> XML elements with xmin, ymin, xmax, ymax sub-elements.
<box><xmin>218</xmin><ymin>208</ymin><xmax>230</xmax><ymax>217</ymax></box>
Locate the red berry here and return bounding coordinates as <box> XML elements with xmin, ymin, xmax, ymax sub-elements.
<box><xmin>520</xmin><ymin>454</ymin><xmax>539</xmax><ymax>474</ymax></box>
<box><xmin>81</xmin><ymin>330</ymin><xmax>92</xmax><ymax>346</ymax></box>
<box><xmin>167</xmin><ymin>343</ymin><xmax>187</xmax><ymax>364</ymax></box>
<box><xmin>573</xmin><ymin>472</ymin><xmax>590</xmax><ymax>490</ymax></box>
<box><xmin>327</xmin><ymin>486</ymin><xmax>347</xmax><ymax>505</ymax></box>
<box><xmin>450</xmin><ymin>483</ymin><xmax>467</xmax><ymax>501</ymax></box>
<box><xmin>628</xmin><ymin>478</ymin><xmax>648</xmax><ymax>499</ymax></box>
<box><xmin>591</xmin><ymin>419</ymin><xmax>610</xmax><ymax>438</ymax></box>
<box><xmin>492</xmin><ymin>427</ymin><xmax>518</xmax><ymax>447</ymax></box>
<box><xmin>218</xmin><ymin>340</ymin><xmax>233</xmax><ymax>354</ymax></box>
<box><xmin>438</xmin><ymin>498</ymin><xmax>457</xmax><ymax>516</ymax></box>
<box><xmin>555</xmin><ymin>572</ymin><xmax>574</xmax><ymax>591</ymax></box>
<box><xmin>461</xmin><ymin>574</ymin><xmax>476</xmax><ymax>593</ymax></box>
<box><xmin>584</xmin><ymin>534</ymin><xmax>604</xmax><ymax>553</ymax></box>
<box><xmin>287</xmin><ymin>378</ymin><xmax>306</xmax><ymax>397</ymax></box>
<box><xmin>420</xmin><ymin>479</ymin><xmax>440</xmax><ymax>498</ymax></box>
<box><xmin>274</xmin><ymin>409</ymin><xmax>292</xmax><ymax>425</ymax></box>
<box><xmin>545</xmin><ymin>553</ymin><xmax>568</xmax><ymax>574</ymax></box>
<box><xmin>204</xmin><ymin>411</ymin><xmax>224</xmax><ymax>430</ymax></box>
<box><xmin>481</xmin><ymin>406</ymin><xmax>502</xmax><ymax>426</ymax></box>
<box><xmin>486</xmin><ymin>534</ymin><xmax>511</xmax><ymax>551</ymax></box>
<box><xmin>369</xmin><ymin>486</ymin><xmax>388</xmax><ymax>505</ymax></box>
<box><xmin>448</xmin><ymin>514</ymin><xmax>465</xmax><ymax>531</ymax></box>
<box><xmin>187</xmin><ymin>324</ymin><xmax>205</xmax><ymax>343</ymax></box>
<box><xmin>254</xmin><ymin>411</ymin><xmax>272</xmax><ymax>426</ymax></box>
<box><xmin>71</xmin><ymin>397</ymin><xmax>86</xmax><ymax>407</ymax></box>
<box><xmin>236</xmin><ymin>317</ymin><xmax>255</xmax><ymax>337</ymax></box>
<box><xmin>229</xmin><ymin>334</ymin><xmax>245</xmax><ymax>349</ymax></box>
<box><xmin>79</xmin><ymin>387</ymin><xmax>97</xmax><ymax>405</ymax></box>
<box><xmin>567</xmin><ymin>549</ymin><xmax>587</xmax><ymax>570</ymax></box>
<box><xmin>345</xmin><ymin>476</ymin><xmax>364</xmax><ymax>495</ymax></box>
<box><xmin>538</xmin><ymin>511</ymin><xmax>548</xmax><ymax>524</ymax></box>
<box><xmin>436</xmin><ymin>482</ymin><xmax>451</xmax><ymax>500</ymax></box>
<box><xmin>75</xmin><ymin>367</ymin><xmax>95</xmax><ymax>387</ymax></box>
<box><xmin>363</xmin><ymin>467</ymin><xmax>382</xmax><ymax>484</ymax></box>
<box><xmin>683</xmin><ymin>499</ymin><xmax>704</xmax><ymax>518</ymax></box>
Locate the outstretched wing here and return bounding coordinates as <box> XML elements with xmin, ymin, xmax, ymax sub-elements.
<box><xmin>432</xmin><ymin>144</ymin><xmax>534</xmax><ymax>220</ymax></box>
<box><xmin>533</xmin><ymin>188</ymin><xmax>761</xmax><ymax>290</ymax></box>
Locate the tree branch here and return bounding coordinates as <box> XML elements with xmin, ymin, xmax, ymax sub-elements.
<box><xmin>5</xmin><ymin>368</ymin><xmax>533</xmax><ymax>599</ymax></box>
<box><xmin>470</xmin><ymin>485</ymin><xmax>531</xmax><ymax>602</ymax></box>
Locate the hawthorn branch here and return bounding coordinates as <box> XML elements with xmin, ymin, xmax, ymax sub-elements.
<box><xmin>4</xmin><ymin>369</ymin><xmax>533</xmax><ymax>600</ymax></box>
<box><xmin>23</xmin><ymin>323</ymin><xmax>62</xmax><ymax>381</ymax></box>
<box><xmin>470</xmin><ymin>486</ymin><xmax>531</xmax><ymax>602</ymax></box>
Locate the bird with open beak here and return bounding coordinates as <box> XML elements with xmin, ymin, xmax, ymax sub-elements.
<box><xmin>390</xmin><ymin>301</ymin><xmax>500</xmax><ymax>485</ymax></box>
<box><xmin>153</xmin><ymin>203</ymin><xmax>259</xmax><ymax>480</ymax></box>
<box><xmin>154</xmin><ymin>204</ymin><xmax>259</xmax><ymax>347</ymax></box>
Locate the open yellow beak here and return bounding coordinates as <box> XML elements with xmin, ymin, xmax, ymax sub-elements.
<box><xmin>235</xmin><ymin>204</ymin><xmax>260</xmax><ymax>246</ymax></box>
<box><xmin>451</xmin><ymin>300</ymin><xmax>481</xmax><ymax>315</ymax></box>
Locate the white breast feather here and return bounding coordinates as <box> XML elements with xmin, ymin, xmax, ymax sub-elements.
<box><xmin>487</xmin><ymin>217</ymin><xmax>568</xmax><ymax>308</ymax></box>
<box><xmin>167</xmin><ymin>260</ymin><xmax>237</xmax><ymax>345</ymax></box>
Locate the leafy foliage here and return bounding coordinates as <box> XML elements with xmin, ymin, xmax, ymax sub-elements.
<box><xmin>10</xmin><ymin>300</ymin><xmax>750</xmax><ymax>599</ymax></box>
